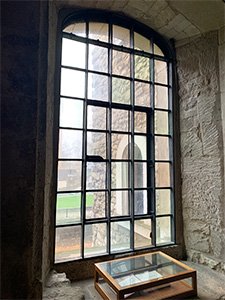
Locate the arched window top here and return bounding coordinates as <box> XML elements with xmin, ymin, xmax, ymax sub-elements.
<box><xmin>61</xmin><ymin>10</ymin><xmax>174</xmax><ymax>59</ymax></box>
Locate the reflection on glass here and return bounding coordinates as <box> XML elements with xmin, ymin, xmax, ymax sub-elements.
<box><xmin>112</xmin><ymin>134</ymin><xmax>130</xmax><ymax>159</ymax></box>
<box><xmin>155</xmin><ymin>111</ymin><xmax>169</xmax><ymax>134</ymax></box>
<box><xmin>56</xmin><ymin>193</ymin><xmax>81</xmax><ymax>225</ymax></box>
<box><xmin>111</xmin><ymin>162</ymin><xmax>130</xmax><ymax>189</ymax></box>
<box><xmin>57</xmin><ymin>161</ymin><xmax>82</xmax><ymax>191</ymax></box>
<box><xmin>86</xmin><ymin>191</ymin><xmax>106</xmax><ymax>219</ymax></box>
<box><xmin>155</xmin><ymin>85</ymin><xmax>168</xmax><ymax>109</ymax></box>
<box><xmin>111</xmin><ymin>191</ymin><xmax>130</xmax><ymax>216</ymax></box>
<box><xmin>154</xmin><ymin>44</ymin><xmax>164</xmax><ymax>56</ymax></box>
<box><xmin>87</xmin><ymin>132</ymin><xmax>106</xmax><ymax>159</ymax></box>
<box><xmin>134</xmin><ymin>32</ymin><xmax>150</xmax><ymax>52</ymax></box>
<box><xmin>135</xmin><ymin>55</ymin><xmax>150</xmax><ymax>81</ymax></box>
<box><xmin>135</xmin><ymin>81</ymin><xmax>150</xmax><ymax>107</ymax></box>
<box><xmin>134</xmin><ymin>112</ymin><xmax>147</xmax><ymax>133</ymax></box>
<box><xmin>86</xmin><ymin>162</ymin><xmax>106</xmax><ymax>190</ymax></box>
<box><xmin>60</xmin><ymin>98</ymin><xmax>83</xmax><ymax>128</ymax></box>
<box><xmin>87</xmin><ymin>106</ymin><xmax>106</xmax><ymax>130</ymax></box>
<box><xmin>134</xmin><ymin>136</ymin><xmax>146</xmax><ymax>160</ymax></box>
<box><xmin>58</xmin><ymin>129</ymin><xmax>82</xmax><ymax>159</ymax></box>
<box><xmin>63</xmin><ymin>22</ymin><xmax>86</xmax><ymax>37</ymax></box>
<box><xmin>112</xmin><ymin>109</ymin><xmax>131</xmax><ymax>132</ymax></box>
<box><xmin>134</xmin><ymin>219</ymin><xmax>152</xmax><ymax>248</ymax></box>
<box><xmin>112</xmin><ymin>50</ymin><xmax>130</xmax><ymax>77</ymax></box>
<box><xmin>113</xmin><ymin>25</ymin><xmax>130</xmax><ymax>47</ymax></box>
<box><xmin>111</xmin><ymin>221</ymin><xmax>130</xmax><ymax>252</ymax></box>
<box><xmin>156</xmin><ymin>189</ymin><xmax>171</xmax><ymax>215</ymax></box>
<box><xmin>62</xmin><ymin>38</ymin><xmax>86</xmax><ymax>69</ymax></box>
<box><xmin>134</xmin><ymin>190</ymin><xmax>147</xmax><ymax>215</ymax></box>
<box><xmin>84</xmin><ymin>223</ymin><xmax>107</xmax><ymax>256</ymax></box>
<box><xmin>134</xmin><ymin>162</ymin><xmax>147</xmax><ymax>188</ymax></box>
<box><xmin>155</xmin><ymin>162</ymin><xmax>170</xmax><ymax>187</ymax></box>
<box><xmin>61</xmin><ymin>68</ymin><xmax>85</xmax><ymax>98</ymax></box>
<box><xmin>88</xmin><ymin>73</ymin><xmax>108</xmax><ymax>101</ymax></box>
<box><xmin>89</xmin><ymin>22</ymin><xmax>108</xmax><ymax>42</ymax></box>
<box><xmin>155</xmin><ymin>136</ymin><xmax>169</xmax><ymax>160</ymax></box>
<box><xmin>112</xmin><ymin>77</ymin><xmax>130</xmax><ymax>104</ymax></box>
<box><xmin>156</xmin><ymin>217</ymin><xmax>171</xmax><ymax>244</ymax></box>
<box><xmin>55</xmin><ymin>226</ymin><xmax>81</xmax><ymax>262</ymax></box>
<box><xmin>155</xmin><ymin>60</ymin><xmax>167</xmax><ymax>84</ymax></box>
<box><xmin>89</xmin><ymin>44</ymin><xmax>108</xmax><ymax>73</ymax></box>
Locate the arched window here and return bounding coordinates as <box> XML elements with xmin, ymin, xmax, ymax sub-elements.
<box><xmin>55</xmin><ymin>11</ymin><xmax>175</xmax><ymax>262</ymax></box>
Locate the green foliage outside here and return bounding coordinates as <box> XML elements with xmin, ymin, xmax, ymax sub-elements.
<box><xmin>57</xmin><ymin>193</ymin><xmax>94</xmax><ymax>209</ymax></box>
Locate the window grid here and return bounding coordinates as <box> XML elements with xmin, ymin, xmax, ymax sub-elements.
<box><xmin>55</xmin><ymin>20</ymin><xmax>174</xmax><ymax>262</ymax></box>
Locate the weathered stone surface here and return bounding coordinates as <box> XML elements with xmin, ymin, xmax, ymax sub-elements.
<box><xmin>177</xmin><ymin>31</ymin><xmax>225</xmax><ymax>272</ymax></box>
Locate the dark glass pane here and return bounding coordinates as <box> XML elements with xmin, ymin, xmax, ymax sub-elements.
<box><xmin>86</xmin><ymin>162</ymin><xmax>106</xmax><ymax>190</ymax></box>
<box><xmin>57</xmin><ymin>161</ymin><xmax>82</xmax><ymax>191</ymax></box>
<box><xmin>89</xmin><ymin>44</ymin><xmax>108</xmax><ymax>73</ymax></box>
<box><xmin>55</xmin><ymin>226</ymin><xmax>81</xmax><ymax>262</ymax></box>
<box><xmin>111</xmin><ymin>221</ymin><xmax>130</xmax><ymax>252</ymax></box>
<box><xmin>111</xmin><ymin>191</ymin><xmax>130</xmax><ymax>216</ymax></box>
<box><xmin>84</xmin><ymin>223</ymin><xmax>107</xmax><ymax>257</ymax></box>
<box><xmin>56</xmin><ymin>193</ymin><xmax>81</xmax><ymax>225</ymax></box>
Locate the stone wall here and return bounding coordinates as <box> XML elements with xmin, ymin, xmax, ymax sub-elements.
<box><xmin>1</xmin><ymin>1</ymin><xmax>48</xmax><ymax>299</ymax></box>
<box><xmin>177</xmin><ymin>31</ymin><xmax>225</xmax><ymax>273</ymax></box>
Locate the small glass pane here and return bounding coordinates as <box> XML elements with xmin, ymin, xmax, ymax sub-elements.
<box><xmin>111</xmin><ymin>191</ymin><xmax>130</xmax><ymax>216</ymax></box>
<box><xmin>87</xmin><ymin>106</ymin><xmax>106</xmax><ymax>130</ymax></box>
<box><xmin>89</xmin><ymin>22</ymin><xmax>108</xmax><ymax>42</ymax></box>
<box><xmin>155</xmin><ymin>162</ymin><xmax>170</xmax><ymax>187</ymax></box>
<box><xmin>155</xmin><ymin>136</ymin><xmax>169</xmax><ymax>160</ymax></box>
<box><xmin>134</xmin><ymin>162</ymin><xmax>147</xmax><ymax>188</ymax></box>
<box><xmin>134</xmin><ymin>112</ymin><xmax>147</xmax><ymax>133</ymax></box>
<box><xmin>84</xmin><ymin>223</ymin><xmax>107</xmax><ymax>257</ymax></box>
<box><xmin>58</xmin><ymin>129</ymin><xmax>82</xmax><ymax>159</ymax></box>
<box><xmin>134</xmin><ymin>190</ymin><xmax>148</xmax><ymax>215</ymax></box>
<box><xmin>134</xmin><ymin>136</ymin><xmax>147</xmax><ymax>160</ymax></box>
<box><xmin>134</xmin><ymin>32</ymin><xmax>150</xmax><ymax>52</ymax></box>
<box><xmin>135</xmin><ymin>81</ymin><xmax>150</xmax><ymax>107</ymax></box>
<box><xmin>62</xmin><ymin>38</ymin><xmax>85</xmax><ymax>69</ymax></box>
<box><xmin>87</xmin><ymin>132</ymin><xmax>106</xmax><ymax>159</ymax></box>
<box><xmin>56</xmin><ymin>193</ymin><xmax>81</xmax><ymax>225</ymax></box>
<box><xmin>155</xmin><ymin>85</ymin><xmax>168</xmax><ymax>109</ymax></box>
<box><xmin>63</xmin><ymin>22</ymin><xmax>86</xmax><ymax>37</ymax></box>
<box><xmin>61</xmin><ymin>68</ymin><xmax>85</xmax><ymax>98</ymax></box>
<box><xmin>89</xmin><ymin>45</ymin><xmax>108</xmax><ymax>73</ymax></box>
<box><xmin>57</xmin><ymin>161</ymin><xmax>82</xmax><ymax>191</ymax></box>
<box><xmin>113</xmin><ymin>25</ymin><xmax>130</xmax><ymax>47</ymax></box>
<box><xmin>86</xmin><ymin>162</ymin><xmax>106</xmax><ymax>190</ymax></box>
<box><xmin>155</xmin><ymin>111</ymin><xmax>169</xmax><ymax>134</ymax></box>
<box><xmin>112</xmin><ymin>50</ymin><xmax>130</xmax><ymax>77</ymax></box>
<box><xmin>135</xmin><ymin>55</ymin><xmax>150</xmax><ymax>81</ymax></box>
<box><xmin>111</xmin><ymin>221</ymin><xmax>130</xmax><ymax>252</ymax></box>
<box><xmin>156</xmin><ymin>217</ymin><xmax>171</xmax><ymax>244</ymax></box>
<box><xmin>156</xmin><ymin>189</ymin><xmax>171</xmax><ymax>215</ymax></box>
<box><xmin>55</xmin><ymin>226</ymin><xmax>81</xmax><ymax>262</ymax></box>
<box><xmin>112</xmin><ymin>134</ymin><xmax>130</xmax><ymax>159</ymax></box>
<box><xmin>155</xmin><ymin>60</ymin><xmax>167</xmax><ymax>84</ymax></box>
<box><xmin>88</xmin><ymin>73</ymin><xmax>108</xmax><ymax>101</ymax></box>
<box><xmin>111</xmin><ymin>162</ymin><xmax>130</xmax><ymax>189</ymax></box>
<box><xmin>112</xmin><ymin>109</ymin><xmax>131</xmax><ymax>132</ymax></box>
<box><xmin>86</xmin><ymin>191</ymin><xmax>106</xmax><ymax>219</ymax></box>
<box><xmin>134</xmin><ymin>219</ymin><xmax>152</xmax><ymax>249</ymax></box>
<box><xmin>60</xmin><ymin>98</ymin><xmax>83</xmax><ymax>128</ymax></box>
<box><xmin>154</xmin><ymin>44</ymin><xmax>164</xmax><ymax>56</ymax></box>
<box><xmin>112</xmin><ymin>77</ymin><xmax>130</xmax><ymax>104</ymax></box>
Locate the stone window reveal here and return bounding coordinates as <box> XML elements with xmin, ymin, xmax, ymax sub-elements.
<box><xmin>55</xmin><ymin>15</ymin><xmax>175</xmax><ymax>263</ymax></box>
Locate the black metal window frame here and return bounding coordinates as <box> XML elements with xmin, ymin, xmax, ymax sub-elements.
<box><xmin>54</xmin><ymin>10</ymin><xmax>175</xmax><ymax>263</ymax></box>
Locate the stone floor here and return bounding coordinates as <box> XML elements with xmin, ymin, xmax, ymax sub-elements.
<box><xmin>44</xmin><ymin>261</ymin><xmax>225</xmax><ymax>300</ymax></box>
